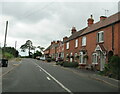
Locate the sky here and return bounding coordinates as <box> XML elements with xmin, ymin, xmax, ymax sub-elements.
<box><xmin>0</xmin><ymin>0</ymin><xmax>119</xmax><ymax>56</ymax></box>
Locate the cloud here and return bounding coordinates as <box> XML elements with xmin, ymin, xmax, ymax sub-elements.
<box><xmin>0</xmin><ymin>1</ymin><xmax>118</xmax><ymax>56</ymax></box>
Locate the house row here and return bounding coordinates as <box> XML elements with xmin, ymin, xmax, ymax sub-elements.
<box><xmin>44</xmin><ymin>12</ymin><xmax>120</xmax><ymax>71</ymax></box>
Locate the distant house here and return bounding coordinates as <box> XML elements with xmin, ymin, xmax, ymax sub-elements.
<box><xmin>44</xmin><ymin>40</ymin><xmax>64</xmax><ymax>60</ymax></box>
<box><xmin>63</xmin><ymin>12</ymin><xmax>120</xmax><ymax>71</ymax></box>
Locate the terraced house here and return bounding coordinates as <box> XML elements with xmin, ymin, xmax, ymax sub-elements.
<box><xmin>64</xmin><ymin>12</ymin><xmax>120</xmax><ymax>71</ymax></box>
<box><xmin>44</xmin><ymin>40</ymin><xmax>64</xmax><ymax>60</ymax></box>
<box><xmin>44</xmin><ymin>12</ymin><xmax>120</xmax><ymax>71</ymax></box>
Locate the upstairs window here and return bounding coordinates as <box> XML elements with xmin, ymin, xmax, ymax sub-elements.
<box><xmin>75</xmin><ymin>39</ymin><xmax>78</xmax><ymax>48</ymax></box>
<box><xmin>82</xmin><ymin>36</ymin><xmax>86</xmax><ymax>46</ymax></box>
<box><xmin>66</xmin><ymin>42</ymin><xmax>69</xmax><ymax>49</ymax></box>
<box><xmin>97</xmin><ymin>31</ymin><xmax>104</xmax><ymax>43</ymax></box>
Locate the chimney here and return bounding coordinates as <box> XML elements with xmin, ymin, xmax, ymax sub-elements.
<box><xmin>87</xmin><ymin>15</ymin><xmax>94</xmax><ymax>27</ymax></box>
<box><xmin>100</xmin><ymin>16</ymin><xmax>107</xmax><ymax>21</ymax></box>
<box><xmin>57</xmin><ymin>40</ymin><xmax>60</xmax><ymax>44</ymax></box>
<box><xmin>63</xmin><ymin>36</ymin><xmax>68</xmax><ymax>41</ymax></box>
<box><xmin>71</xmin><ymin>27</ymin><xmax>76</xmax><ymax>34</ymax></box>
<box><xmin>51</xmin><ymin>41</ymin><xmax>55</xmax><ymax>45</ymax></box>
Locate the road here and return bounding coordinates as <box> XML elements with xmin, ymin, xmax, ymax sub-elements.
<box><xmin>2</xmin><ymin>58</ymin><xmax>118</xmax><ymax>93</ymax></box>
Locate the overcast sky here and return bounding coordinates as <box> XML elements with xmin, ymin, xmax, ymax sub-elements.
<box><xmin>0</xmin><ymin>0</ymin><xmax>119</xmax><ymax>56</ymax></box>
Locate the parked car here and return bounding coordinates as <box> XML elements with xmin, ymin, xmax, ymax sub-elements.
<box><xmin>40</xmin><ymin>56</ymin><xmax>46</xmax><ymax>61</ymax></box>
<box><xmin>36</xmin><ymin>56</ymin><xmax>40</xmax><ymax>60</ymax></box>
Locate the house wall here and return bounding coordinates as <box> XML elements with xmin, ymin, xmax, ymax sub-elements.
<box><xmin>64</xmin><ymin>21</ymin><xmax>120</xmax><ymax>69</ymax></box>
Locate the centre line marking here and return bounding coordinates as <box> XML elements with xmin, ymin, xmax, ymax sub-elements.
<box><xmin>34</xmin><ymin>63</ymin><xmax>73</xmax><ymax>94</ymax></box>
<box><xmin>47</xmin><ymin>77</ymin><xmax>51</xmax><ymax>80</ymax></box>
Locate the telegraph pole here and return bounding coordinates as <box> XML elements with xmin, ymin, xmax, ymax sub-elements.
<box><xmin>2</xmin><ymin>21</ymin><xmax>8</xmax><ymax>59</ymax></box>
<box><xmin>15</xmin><ymin>41</ymin><xmax>17</xmax><ymax>50</ymax></box>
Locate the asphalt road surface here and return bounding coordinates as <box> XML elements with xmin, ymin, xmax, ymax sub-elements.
<box><xmin>2</xmin><ymin>58</ymin><xmax>118</xmax><ymax>93</ymax></box>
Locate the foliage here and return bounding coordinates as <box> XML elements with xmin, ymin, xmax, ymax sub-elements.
<box><xmin>20</xmin><ymin>40</ymin><xmax>33</xmax><ymax>57</ymax></box>
<box><xmin>56</xmin><ymin>62</ymin><xmax>64</xmax><ymax>66</ymax></box>
<box><xmin>2</xmin><ymin>47</ymin><xmax>19</xmax><ymax>57</ymax></box>
<box><xmin>103</xmin><ymin>55</ymin><xmax>120</xmax><ymax>80</ymax></box>
<box><xmin>4</xmin><ymin>52</ymin><xmax>14</xmax><ymax>60</ymax></box>
<box><xmin>83</xmin><ymin>55</ymin><xmax>88</xmax><ymax>59</ymax></box>
<box><xmin>46</xmin><ymin>57</ymin><xmax>52</xmax><ymax>62</ymax></box>
<box><xmin>66</xmin><ymin>55</ymin><xmax>70</xmax><ymax>58</ymax></box>
<box><xmin>33</xmin><ymin>50</ymin><xmax>42</xmax><ymax>58</ymax></box>
<box><xmin>63</xmin><ymin>61</ymin><xmax>79</xmax><ymax>67</ymax></box>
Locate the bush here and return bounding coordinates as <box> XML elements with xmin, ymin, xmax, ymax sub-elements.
<box><xmin>46</xmin><ymin>58</ymin><xmax>52</xmax><ymax>62</ymax></box>
<box><xmin>56</xmin><ymin>62</ymin><xmax>64</xmax><ymax>66</ymax></box>
<box><xmin>103</xmin><ymin>55</ymin><xmax>120</xmax><ymax>80</ymax></box>
<box><xmin>109</xmin><ymin>56</ymin><xmax>120</xmax><ymax>79</ymax></box>
<box><xmin>4</xmin><ymin>52</ymin><xmax>14</xmax><ymax>60</ymax></box>
<box><xmin>63</xmin><ymin>62</ymin><xmax>79</xmax><ymax>67</ymax></box>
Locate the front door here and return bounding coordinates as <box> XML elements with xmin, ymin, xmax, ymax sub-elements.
<box><xmin>100</xmin><ymin>52</ymin><xmax>105</xmax><ymax>71</ymax></box>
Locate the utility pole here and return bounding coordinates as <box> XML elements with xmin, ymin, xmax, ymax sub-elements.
<box><xmin>15</xmin><ymin>41</ymin><xmax>17</xmax><ymax>50</ymax></box>
<box><xmin>2</xmin><ymin>21</ymin><xmax>8</xmax><ymax>59</ymax></box>
<box><xmin>14</xmin><ymin>41</ymin><xmax>17</xmax><ymax>57</ymax></box>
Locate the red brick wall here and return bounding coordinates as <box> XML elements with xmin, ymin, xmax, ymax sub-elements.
<box><xmin>64</xmin><ymin>22</ymin><xmax>120</xmax><ymax>65</ymax></box>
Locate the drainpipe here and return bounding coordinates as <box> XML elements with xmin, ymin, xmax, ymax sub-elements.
<box><xmin>112</xmin><ymin>24</ymin><xmax>114</xmax><ymax>51</ymax></box>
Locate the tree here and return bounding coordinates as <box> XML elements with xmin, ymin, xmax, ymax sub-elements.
<box><xmin>37</xmin><ymin>46</ymin><xmax>45</xmax><ymax>54</ymax></box>
<box><xmin>20</xmin><ymin>40</ymin><xmax>33</xmax><ymax>57</ymax></box>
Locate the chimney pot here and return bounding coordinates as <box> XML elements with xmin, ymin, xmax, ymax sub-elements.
<box><xmin>100</xmin><ymin>16</ymin><xmax>107</xmax><ymax>21</ymax></box>
<box><xmin>87</xmin><ymin>15</ymin><xmax>94</xmax><ymax>27</ymax></box>
<box><xmin>71</xmin><ymin>27</ymin><xmax>77</xmax><ymax>34</ymax></box>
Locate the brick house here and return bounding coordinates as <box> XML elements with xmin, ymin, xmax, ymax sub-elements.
<box><xmin>44</xmin><ymin>40</ymin><xmax>64</xmax><ymax>60</ymax></box>
<box><xmin>56</xmin><ymin>41</ymin><xmax>64</xmax><ymax>60</ymax></box>
<box><xmin>64</xmin><ymin>12</ymin><xmax>120</xmax><ymax>71</ymax></box>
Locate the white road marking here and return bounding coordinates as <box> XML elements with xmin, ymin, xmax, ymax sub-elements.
<box><xmin>47</xmin><ymin>77</ymin><xmax>51</xmax><ymax>80</ymax></box>
<box><xmin>34</xmin><ymin>63</ymin><xmax>73</xmax><ymax>94</ymax></box>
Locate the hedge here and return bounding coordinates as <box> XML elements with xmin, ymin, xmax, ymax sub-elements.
<box><xmin>63</xmin><ymin>62</ymin><xmax>79</xmax><ymax>67</ymax></box>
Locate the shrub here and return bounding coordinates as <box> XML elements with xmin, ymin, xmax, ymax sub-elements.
<box><xmin>56</xmin><ymin>62</ymin><xmax>64</xmax><ymax>66</ymax></box>
<box><xmin>63</xmin><ymin>62</ymin><xmax>79</xmax><ymax>67</ymax></box>
<box><xmin>4</xmin><ymin>52</ymin><xmax>14</xmax><ymax>60</ymax></box>
<box><xmin>103</xmin><ymin>55</ymin><xmax>120</xmax><ymax>80</ymax></box>
<box><xmin>46</xmin><ymin>58</ymin><xmax>52</xmax><ymax>62</ymax></box>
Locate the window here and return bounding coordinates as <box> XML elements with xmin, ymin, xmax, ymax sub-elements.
<box><xmin>92</xmin><ymin>53</ymin><xmax>98</xmax><ymax>64</ymax></box>
<box><xmin>66</xmin><ymin>42</ymin><xmax>69</xmax><ymax>49</ymax></box>
<box><xmin>97</xmin><ymin>31</ymin><xmax>104</xmax><ymax>43</ymax></box>
<box><xmin>82</xmin><ymin>36</ymin><xmax>86</xmax><ymax>46</ymax></box>
<box><xmin>75</xmin><ymin>39</ymin><xmax>78</xmax><ymax>48</ymax></box>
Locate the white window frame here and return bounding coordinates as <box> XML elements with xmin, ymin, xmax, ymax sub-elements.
<box><xmin>75</xmin><ymin>39</ymin><xmax>78</xmax><ymax>48</ymax></box>
<box><xmin>97</xmin><ymin>31</ymin><xmax>104</xmax><ymax>43</ymax></box>
<box><xmin>92</xmin><ymin>53</ymin><xmax>98</xmax><ymax>64</ymax></box>
<box><xmin>66</xmin><ymin>42</ymin><xmax>69</xmax><ymax>49</ymax></box>
<box><xmin>82</xmin><ymin>36</ymin><xmax>86</xmax><ymax>46</ymax></box>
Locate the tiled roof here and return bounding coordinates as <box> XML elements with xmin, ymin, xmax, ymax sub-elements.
<box><xmin>50</xmin><ymin>43</ymin><xmax>58</xmax><ymax>49</ymax></box>
<box><xmin>64</xmin><ymin>12</ymin><xmax>120</xmax><ymax>43</ymax></box>
<box><xmin>64</xmin><ymin>27</ymin><xmax>87</xmax><ymax>43</ymax></box>
<box><xmin>44</xmin><ymin>45</ymin><xmax>51</xmax><ymax>51</ymax></box>
<box><xmin>81</xmin><ymin>12</ymin><xmax>120</xmax><ymax>35</ymax></box>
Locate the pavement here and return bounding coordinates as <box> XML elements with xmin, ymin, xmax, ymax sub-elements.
<box><xmin>1</xmin><ymin>58</ymin><xmax>21</xmax><ymax>77</ymax></box>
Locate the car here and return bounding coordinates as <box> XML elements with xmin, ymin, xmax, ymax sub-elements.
<box><xmin>40</xmin><ymin>56</ymin><xmax>46</xmax><ymax>61</ymax></box>
<box><xmin>36</xmin><ymin>56</ymin><xmax>40</xmax><ymax>60</ymax></box>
